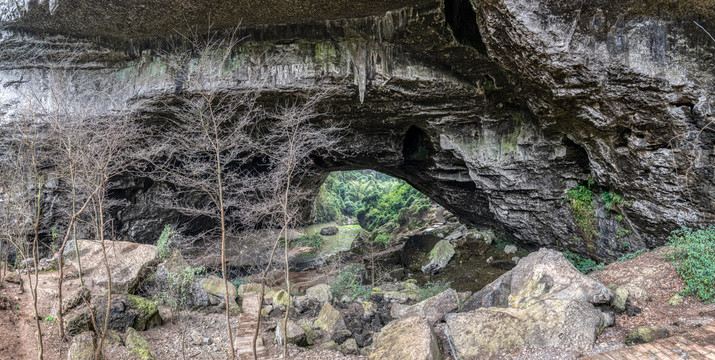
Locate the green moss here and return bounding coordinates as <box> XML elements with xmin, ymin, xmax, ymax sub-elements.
<box><xmin>126</xmin><ymin>328</ymin><xmax>154</xmax><ymax>360</ymax></box>
<box><xmin>127</xmin><ymin>294</ymin><xmax>158</xmax><ymax>315</ymax></box>
<box><xmin>565</xmin><ymin>184</ymin><xmax>599</xmax><ymax>249</ymax></box>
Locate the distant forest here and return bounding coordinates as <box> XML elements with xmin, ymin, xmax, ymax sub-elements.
<box><xmin>315</xmin><ymin>170</ymin><xmax>432</xmax><ymax>231</ymax></box>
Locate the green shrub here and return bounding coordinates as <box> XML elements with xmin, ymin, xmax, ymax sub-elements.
<box><xmin>563</xmin><ymin>251</ymin><xmax>604</xmax><ymax>274</ymax></box>
<box><xmin>160</xmin><ymin>265</ymin><xmax>204</xmax><ymax>310</ymax></box>
<box><xmin>617</xmin><ymin>249</ymin><xmax>648</xmax><ymax>262</ymax></box>
<box><xmin>330</xmin><ymin>264</ymin><xmax>370</xmax><ymax>301</ymax></box>
<box><xmin>373</xmin><ymin>233</ymin><xmax>391</xmax><ymax>248</ymax></box>
<box><xmin>157</xmin><ymin>225</ymin><xmax>177</xmax><ymax>260</ymax></box>
<box><xmin>565</xmin><ymin>185</ymin><xmax>599</xmax><ymax>245</ymax></box>
<box><xmin>418</xmin><ymin>280</ymin><xmax>451</xmax><ymax>301</ymax></box>
<box><xmin>667</xmin><ymin>226</ymin><xmax>715</xmax><ymax>303</ymax></box>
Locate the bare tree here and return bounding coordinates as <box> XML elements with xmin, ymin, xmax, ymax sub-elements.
<box><xmin>246</xmin><ymin>92</ymin><xmax>344</xmax><ymax>358</ymax></box>
<box><xmin>143</xmin><ymin>25</ymin><xmax>263</xmax><ymax>360</ymax></box>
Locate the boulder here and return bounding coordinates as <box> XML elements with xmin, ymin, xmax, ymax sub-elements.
<box><xmin>200</xmin><ymin>275</ymin><xmax>240</xmax><ymax>314</ymax></box>
<box><xmin>237</xmin><ymin>282</ymin><xmax>271</xmax><ymax>297</ymax></box>
<box><xmin>154</xmin><ymin>250</ymin><xmax>210</xmax><ymax>309</ymax></box>
<box><xmin>126</xmin><ymin>328</ymin><xmax>154</xmax><ymax>360</ymax></box>
<box><xmin>390</xmin><ymin>289</ymin><xmax>458</xmax><ymax>325</ymax></box>
<box><xmin>64</xmin><ymin>240</ymin><xmax>159</xmax><ymax>293</ymax></box>
<box><xmin>275</xmin><ymin>319</ymin><xmax>308</xmax><ymax>346</ymax></box>
<box><xmin>62</xmin><ymin>286</ymin><xmax>91</xmax><ymax>315</ymax></box>
<box><xmin>420</xmin><ymin>240</ymin><xmax>455</xmax><ymax>274</ymax></box>
<box><xmin>331</xmin><ymin>328</ymin><xmax>352</xmax><ymax>345</ymax></box>
<box><xmin>340</xmin><ymin>338</ymin><xmax>359</xmax><ymax>355</ymax></box>
<box><xmin>4</xmin><ymin>271</ymin><xmax>21</xmax><ymax>284</ymax></box>
<box><xmin>305</xmin><ymin>283</ymin><xmax>332</xmax><ymax>304</ymax></box>
<box><xmin>448</xmin><ymin>249</ymin><xmax>612</xmax><ymax>358</ymax></box>
<box><xmin>67</xmin><ymin>332</ymin><xmax>95</xmax><ymax>360</ymax></box>
<box><xmin>611</xmin><ymin>283</ymin><xmax>650</xmax><ymax>313</ymax></box>
<box><xmin>65</xmin><ymin>293</ymin><xmax>162</xmax><ymax>336</ymax></box>
<box><xmin>314</xmin><ymin>302</ymin><xmax>346</xmax><ymax>334</ymax></box>
<box><xmin>446</xmin><ymin>299</ymin><xmax>607</xmax><ymax>358</ymax></box>
<box><xmin>369</xmin><ymin>316</ymin><xmax>441</xmax><ymax>360</ymax></box>
<box><xmin>371</xmin><ymin>280</ymin><xmax>420</xmax><ymax>304</ymax></box>
<box><xmin>503</xmin><ymin>245</ymin><xmax>518</xmax><ymax>254</ymax></box>
<box><xmin>271</xmin><ymin>289</ymin><xmax>290</xmax><ymax>311</ymax></box>
<box><xmin>625</xmin><ymin>326</ymin><xmax>670</xmax><ymax>345</ymax></box>
<box><xmin>320</xmin><ymin>226</ymin><xmax>339</xmax><ymax>236</ymax></box>
<box><xmin>463</xmin><ymin>248</ymin><xmax>612</xmax><ymax>312</ymax></box>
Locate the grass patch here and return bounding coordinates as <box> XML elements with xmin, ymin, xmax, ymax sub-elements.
<box><xmin>417</xmin><ymin>280</ymin><xmax>451</xmax><ymax>301</ymax></box>
<box><xmin>617</xmin><ymin>249</ymin><xmax>648</xmax><ymax>262</ymax></box>
<box><xmin>667</xmin><ymin>226</ymin><xmax>715</xmax><ymax>303</ymax></box>
<box><xmin>564</xmin><ymin>251</ymin><xmax>604</xmax><ymax>274</ymax></box>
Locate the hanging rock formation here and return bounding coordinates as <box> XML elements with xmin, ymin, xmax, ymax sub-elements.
<box><xmin>0</xmin><ymin>0</ymin><xmax>713</xmax><ymax>258</ymax></box>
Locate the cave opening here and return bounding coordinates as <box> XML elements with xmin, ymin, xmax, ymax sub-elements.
<box><xmin>444</xmin><ymin>0</ymin><xmax>488</xmax><ymax>55</ymax></box>
<box><xmin>403</xmin><ymin>125</ymin><xmax>431</xmax><ymax>167</ymax></box>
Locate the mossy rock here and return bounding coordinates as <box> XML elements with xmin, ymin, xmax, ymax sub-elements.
<box><xmin>126</xmin><ymin>328</ymin><xmax>154</xmax><ymax>360</ymax></box>
<box><xmin>127</xmin><ymin>295</ymin><xmax>162</xmax><ymax>331</ymax></box>
<box><xmin>67</xmin><ymin>332</ymin><xmax>95</xmax><ymax>360</ymax></box>
<box><xmin>625</xmin><ymin>326</ymin><xmax>669</xmax><ymax>345</ymax></box>
<box><xmin>668</xmin><ymin>293</ymin><xmax>684</xmax><ymax>306</ymax></box>
<box><xmin>314</xmin><ymin>302</ymin><xmax>346</xmax><ymax>334</ymax></box>
<box><xmin>272</xmin><ymin>290</ymin><xmax>290</xmax><ymax>310</ymax></box>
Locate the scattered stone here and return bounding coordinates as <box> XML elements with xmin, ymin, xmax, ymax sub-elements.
<box><xmin>371</xmin><ymin>280</ymin><xmax>420</xmax><ymax>303</ymax></box>
<box><xmin>331</xmin><ymin>328</ymin><xmax>352</xmax><ymax>345</ymax></box>
<box><xmin>319</xmin><ymin>341</ymin><xmax>338</xmax><ymax>350</ymax></box>
<box><xmin>355</xmin><ymin>332</ymin><xmax>373</xmax><ymax>348</ymax></box>
<box><xmin>126</xmin><ymin>328</ymin><xmax>154</xmax><ymax>360</ymax></box>
<box><xmin>340</xmin><ymin>338</ymin><xmax>359</xmax><ymax>355</ymax></box>
<box><xmin>611</xmin><ymin>283</ymin><xmax>650</xmax><ymax>313</ymax></box>
<box><xmin>486</xmin><ymin>256</ymin><xmax>493</xmax><ymax>264</ymax></box>
<box><xmin>272</xmin><ymin>290</ymin><xmax>290</xmax><ymax>310</ymax></box>
<box><xmin>625</xmin><ymin>326</ymin><xmax>670</xmax><ymax>345</ymax></box>
<box><xmin>314</xmin><ymin>302</ymin><xmax>346</xmax><ymax>334</ymax></box>
<box><xmin>503</xmin><ymin>244</ymin><xmax>518</xmax><ymax>254</ymax></box>
<box><xmin>420</xmin><ymin>240</ymin><xmax>455</xmax><ymax>274</ymax></box>
<box><xmin>261</xmin><ymin>305</ymin><xmax>273</xmax><ymax>317</ymax></box>
<box><xmin>320</xmin><ymin>226</ymin><xmax>339</xmax><ymax>236</ymax></box>
<box><xmin>67</xmin><ymin>332</ymin><xmax>95</xmax><ymax>360</ymax></box>
<box><xmin>276</xmin><ymin>319</ymin><xmax>308</xmax><ymax>346</ymax></box>
<box><xmin>369</xmin><ymin>316</ymin><xmax>441</xmax><ymax>360</ymax></box>
<box><xmin>4</xmin><ymin>271</ymin><xmax>21</xmax><ymax>284</ymax></box>
<box><xmin>391</xmin><ymin>289</ymin><xmax>458</xmax><ymax>325</ymax></box>
<box><xmin>104</xmin><ymin>330</ymin><xmax>124</xmax><ymax>345</ymax></box>
<box><xmin>668</xmin><ymin>293</ymin><xmax>684</xmax><ymax>306</ymax></box>
<box><xmin>511</xmin><ymin>256</ymin><xmax>520</xmax><ymax>264</ymax></box>
<box><xmin>203</xmin><ymin>337</ymin><xmax>213</xmax><ymax>346</ymax></box>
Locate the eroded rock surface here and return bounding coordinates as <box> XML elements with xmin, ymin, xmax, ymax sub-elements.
<box><xmin>0</xmin><ymin>0</ymin><xmax>713</xmax><ymax>258</ymax></box>
<box><xmin>447</xmin><ymin>249</ymin><xmax>612</xmax><ymax>358</ymax></box>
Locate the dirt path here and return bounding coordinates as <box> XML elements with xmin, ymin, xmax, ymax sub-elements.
<box><xmin>0</xmin><ymin>279</ymin><xmax>37</xmax><ymax>360</ymax></box>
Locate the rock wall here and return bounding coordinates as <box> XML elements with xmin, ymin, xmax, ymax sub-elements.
<box><xmin>0</xmin><ymin>0</ymin><xmax>712</xmax><ymax>258</ymax></box>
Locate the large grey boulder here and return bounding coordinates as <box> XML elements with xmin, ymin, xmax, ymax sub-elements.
<box><xmin>314</xmin><ymin>302</ymin><xmax>346</xmax><ymax>335</ymax></box>
<box><xmin>369</xmin><ymin>316</ymin><xmax>441</xmax><ymax>360</ymax></box>
<box><xmin>447</xmin><ymin>249</ymin><xmax>612</xmax><ymax>358</ymax></box>
<box><xmin>64</xmin><ymin>240</ymin><xmax>158</xmax><ymax>293</ymax></box>
<box><xmin>391</xmin><ymin>289</ymin><xmax>458</xmax><ymax>325</ymax></box>
<box><xmin>421</xmin><ymin>240</ymin><xmax>455</xmax><ymax>274</ymax></box>
<box><xmin>463</xmin><ymin>248</ymin><xmax>611</xmax><ymax>311</ymax></box>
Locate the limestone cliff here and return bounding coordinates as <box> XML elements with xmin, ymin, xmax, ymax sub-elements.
<box><xmin>0</xmin><ymin>0</ymin><xmax>712</xmax><ymax>258</ymax></box>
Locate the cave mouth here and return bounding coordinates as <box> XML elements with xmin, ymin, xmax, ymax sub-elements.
<box><xmin>313</xmin><ymin>170</ymin><xmax>436</xmax><ymax>231</ymax></box>
<box><xmin>403</xmin><ymin>125</ymin><xmax>431</xmax><ymax>167</ymax></box>
<box><xmin>444</xmin><ymin>0</ymin><xmax>488</xmax><ymax>55</ymax></box>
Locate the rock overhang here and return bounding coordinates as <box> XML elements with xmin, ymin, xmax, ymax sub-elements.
<box><xmin>1</xmin><ymin>0</ymin><xmax>713</xmax><ymax>259</ymax></box>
